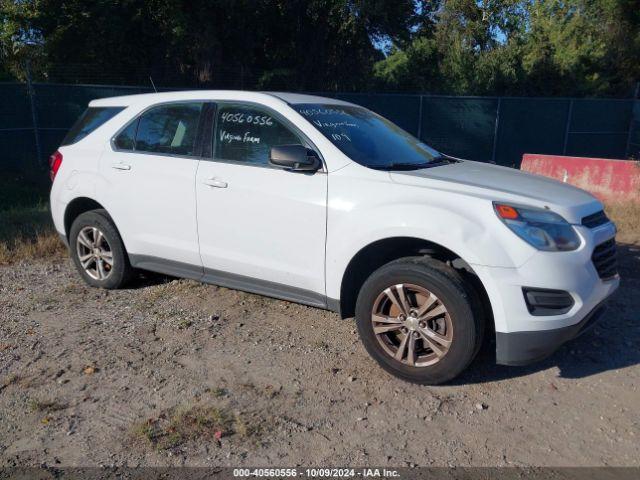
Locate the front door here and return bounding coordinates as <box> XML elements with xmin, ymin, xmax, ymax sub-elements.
<box><xmin>195</xmin><ymin>102</ymin><xmax>327</xmax><ymax>305</ymax></box>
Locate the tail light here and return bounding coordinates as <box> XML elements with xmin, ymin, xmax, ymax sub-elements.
<box><xmin>49</xmin><ymin>151</ymin><xmax>63</xmax><ymax>181</ymax></box>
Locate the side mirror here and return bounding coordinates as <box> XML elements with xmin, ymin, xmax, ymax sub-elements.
<box><xmin>269</xmin><ymin>145</ymin><xmax>321</xmax><ymax>172</ymax></box>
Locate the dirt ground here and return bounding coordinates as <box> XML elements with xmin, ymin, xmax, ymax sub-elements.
<box><xmin>1</xmin><ymin>237</ymin><xmax>639</xmax><ymax>468</ymax></box>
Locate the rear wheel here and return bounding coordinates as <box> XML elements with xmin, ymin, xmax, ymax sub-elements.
<box><xmin>355</xmin><ymin>257</ymin><xmax>483</xmax><ymax>385</ymax></box>
<box><xmin>69</xmin><ymin>210</ymin><xmax>133</xmax><ymax>289</ymax></box>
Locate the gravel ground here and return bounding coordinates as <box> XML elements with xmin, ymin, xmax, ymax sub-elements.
<box><xmin>1</xmin><ymin>240</ymin><xmax>639</xmax><ymax>468</ymax></box>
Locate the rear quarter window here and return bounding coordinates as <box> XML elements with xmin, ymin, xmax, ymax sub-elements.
<box><xmin>62</xmin><ymin>107</ymin><xmax>125</xmax><ymax>146</ymax></box>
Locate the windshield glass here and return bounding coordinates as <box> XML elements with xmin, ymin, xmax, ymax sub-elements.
<box><xmin>293</xmin><ymin>103</ymin><xmax>442</xmax><ymax>169</ymax></box>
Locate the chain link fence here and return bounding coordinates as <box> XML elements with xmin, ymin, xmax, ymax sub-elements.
<box><xmin>1</xmin><ymin>82</ymin><xmax>638</xmax><ymax>177</ymax></box>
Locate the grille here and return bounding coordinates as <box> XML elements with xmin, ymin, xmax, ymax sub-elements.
<box><xmin>591</xmin><ymin>238</ymin><xmax>618</xmax><ymax>279</ymax></box>
<box><xmin>582</xmin><ymin>210</ymin><xmax>610</xmax><ymax>229</ymax></box>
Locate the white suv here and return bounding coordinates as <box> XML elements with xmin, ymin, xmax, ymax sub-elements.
<box><xmin>50</xmin><ymin>91</ymin><xmax>619</xmax><ymax>384</ymax></box>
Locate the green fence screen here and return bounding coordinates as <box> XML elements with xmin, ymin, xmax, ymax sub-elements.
<box><xmin>0</xmin><ymin>84</ymin><xmax>36</xmax><ymax>171</ymax></box>
<box><xmin>1</xmin><ymin>83</ymin><xmax>636</xmax><ymax>174</ymax></box>
<box><xmin>420</xmin><ymin>96</ymin><xmax>498</xmax><ymax>163</ymax></box>
<box><xmin>495</xmin><ymin>98</ymin><xmax>569</xmax><ymax>167</ymax></box>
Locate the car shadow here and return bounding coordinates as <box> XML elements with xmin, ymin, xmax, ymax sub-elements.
<box><xmin>455</xmin><ymin>241</ymin><xmax>640</xmax><ymax>385</ymax></box>
<box><xmin>126</xmin><ymin>269</ymin><xmax>176</xmax><ymax>289</ymax></box>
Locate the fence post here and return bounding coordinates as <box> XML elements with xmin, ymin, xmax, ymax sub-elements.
<box><xmin>417</xmin><ymin>95</ymin><xmax>423</xmax><ymax>140</ymax></box>
<box><xmin>625</xmin><ymin>98</ymin><xmax>637</xmax><ymax>159</ymax></box>
<box><xmin>624</xmin><ymin>83</ymin><xmax>638</xmax><ymax>158</ymax></box>
<box><xmin>25</xmin><ymin>60</ymin><xmax>44</xmax><ymax>168</ymax></box>
<box><xmin>562</xmin><ymin>99</ymin><xmax>574</xmax><ymax>155</ymax></box>
<box><xmin>490</xmin><ymin>97</ymin><xmax>501</xmax><ymax>164</ymax></box>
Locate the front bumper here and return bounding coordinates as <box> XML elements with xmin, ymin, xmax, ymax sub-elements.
<box><xmin>495</xmin><ymin>301</ymin><xmax>606</xmax><ymax>366</ymax></box>
<box><xmin>470</xmin><ymin>220</ymin><xmax>619</xmax><ymax>366</ymax></box>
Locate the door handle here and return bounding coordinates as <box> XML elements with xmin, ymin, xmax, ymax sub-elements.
<box><xmin>203</xmin><ymin>178</ymin><xmax>228</xmax><ymax>188</ymax></box>
<box><xmin>111</xmin><ymin>162</ymin><xmax>131</xmax><ymax>171</ymax></box>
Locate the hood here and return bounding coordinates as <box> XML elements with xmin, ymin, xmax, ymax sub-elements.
<box><xmin>389</xmin><ymin>160</ymin><xmax>603</xmax><ymax>223</ymax></box>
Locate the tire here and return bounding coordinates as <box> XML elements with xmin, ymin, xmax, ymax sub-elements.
<box><xmin>69</xmin><ymin>209</ymin><xmax>133</xmax><ymax>289</ymax></box>
<box><xmin>355</xmin><ymin>256</ymin><xmax>484</xmax><ymax>385</ymax></box>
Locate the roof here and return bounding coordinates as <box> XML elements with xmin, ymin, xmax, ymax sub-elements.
<box><xmin>89</xmin><ymin>90</ymin><xmax>356</xmax><ymax>108</ymax></box>
<box><xmin>265</xmin><ymin>92</ymin><xmax>355</xmax><ymax>105</ymax></box>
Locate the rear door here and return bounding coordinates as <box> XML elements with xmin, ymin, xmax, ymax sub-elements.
<box><xmin>100</xmin><ymin>102</ymin><xmax>206</xmax><ymax>272</ymax></box>
<box><xmin>195</xmin><ymin>102</ymin><xmax>328</xmax><ymax>304</ymax></box>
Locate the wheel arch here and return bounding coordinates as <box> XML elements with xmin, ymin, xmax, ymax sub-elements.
<box><xmin>337</xmin><ymin>236</ymin><xmax>493</xmax><ymax>328</ymax></box>
<box><xmin>63</xmin><ymin>197</ymin><xmax>122</xmax><ymax>243</ymax></box>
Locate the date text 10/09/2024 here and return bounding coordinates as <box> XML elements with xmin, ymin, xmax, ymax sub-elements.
<box><xmin>233</xmin><ymin>469</ymin><xmax>401</xmax><ymax>478</ymax></box>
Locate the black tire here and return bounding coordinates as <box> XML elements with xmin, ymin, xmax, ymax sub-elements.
<box><xmin>355</xmin><ymin>256</ymin><xmax>484</xmax><ymax>385</ymax></box>
<box><xmin>69</xmin><ymin>209</ymin><xmax>133</xmax><ymax>289</ymax></box>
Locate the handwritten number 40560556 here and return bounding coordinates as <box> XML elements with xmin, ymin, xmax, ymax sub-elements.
<box><xmin>221</xmin><ymin>112</ymin><xmax>274</xmax><ymax>127</ymax></box>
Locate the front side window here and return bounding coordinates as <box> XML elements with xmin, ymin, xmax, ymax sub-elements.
<box><xmin>214</xmin><ymin>104</ymin><xmax>301</xmax><ymax>166</ymax></box>
<box><xmin>133</xmin><ymin>103</ymin><xmax>203</xmax><ymax>156</ymax></box>
<box><xmin>62</xmin><ymin>107</ymin><xmax>124</xmax><ymax>146</ymax></box>
<box><xmin>293</xmin><ymin>103</ymin><xmax>443</xmax><ymax>170</ymax></box>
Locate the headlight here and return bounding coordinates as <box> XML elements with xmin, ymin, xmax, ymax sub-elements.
<box><xmin>493</xmin><ymin>203</ymin><xmax>581</xmax><ymax>251</ymax></box>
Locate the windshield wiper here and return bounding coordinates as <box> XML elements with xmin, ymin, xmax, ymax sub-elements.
<box><xmin>371</xmin><ymin>156</ymin><xmax>454</xmax><ymax>171</ymax></box>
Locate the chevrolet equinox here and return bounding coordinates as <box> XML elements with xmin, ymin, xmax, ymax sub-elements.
<box><xmin>49</xmin><ymin>91</ymin><xmax>619</xmax><ymax>384</ymax></box>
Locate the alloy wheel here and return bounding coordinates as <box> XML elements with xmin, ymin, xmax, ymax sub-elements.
<box><xmin>75</xmin><ymin>226</ymin><xmax>114</xmax><ymax>281</ymax></box>
<box><xmin>371</xmin><ymin>283</ymin><xmax>453</xmax><ymax>367</ymax></box>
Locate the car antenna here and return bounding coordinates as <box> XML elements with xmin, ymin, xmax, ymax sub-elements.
<box><xmin>149</xmin><ymin>76</ymin><xmax>158</xmax><ymax>93</ymax></box>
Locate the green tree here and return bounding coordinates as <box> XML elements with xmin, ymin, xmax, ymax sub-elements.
<box><xmin>0</xmin><ymin>0</ymin><xmax>45</xmax><ymax>80</ymax></box>
<box><xmin>373</xmin><ymin>0</ymin><xmax>640</xmax><ymax>97</ymax></box>
<box><xmin>0</xmin><ymin>0</ymin><xmax>419</xmax><ymax>90</ymax></box>
<box><xmin>2</xmin><ymin>0</ymin><xmax>638</xmax><ymax>95</ymax></box>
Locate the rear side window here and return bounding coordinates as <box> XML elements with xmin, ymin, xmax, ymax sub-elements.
<box><xmin>113</xmin><ymin>120</ymin><xmax>138</xmax><ymax>150</ymax></box>
<box><xmin>62</xmin><ymin>107</ymin><xmax>124</xmax><ymax>145</ymax></box>
<box><xmin>134</xmin><ymin>103</ymin><xmax>203</xmax><ymax>156</ymax></box>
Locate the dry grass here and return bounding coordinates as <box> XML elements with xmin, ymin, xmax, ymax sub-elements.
<box><xmin>131</xmin><ymin>401</ymin><xmax>269</xmax><ymax>452</ymax></box>
<box><xmin>0</xmin><ymin>173</ymin><xmax>66</xmax><ymax>265</ymax></box>
<box><xmin>605</xmin><ymin>201</ymin><xmax>640</xmax><ymax>242</ymax></box>
<box><xmin>132</xmin><ymin>404</ymin><xmax>241</xmax><ymax>451</ymax></box>
<box><xmin>0</xmin><ymin>206</ymin><xmax>66</xmax><ymax>265</ymax></box>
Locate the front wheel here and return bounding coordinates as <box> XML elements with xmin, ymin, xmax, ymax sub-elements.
<box><xmin>355</xmin><ymin>257</ymin><xmax>483</xmax><ymax>385</ymax></box>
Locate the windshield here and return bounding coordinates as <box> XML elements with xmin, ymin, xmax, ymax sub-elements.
<box><xmin>293</xmin><ymin>103</ymin><xmax>443</xmax><ymax>169</ymax></box>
